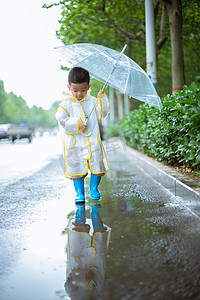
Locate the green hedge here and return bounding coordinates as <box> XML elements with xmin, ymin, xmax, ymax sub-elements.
<box><xmin>119</xmin><ymin>79</ymin><xmax>200</xmax><ymax>171</ymax></box>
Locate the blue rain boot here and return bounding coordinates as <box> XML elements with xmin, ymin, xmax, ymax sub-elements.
<box><xmin>73</xmin><ymin>203</ymin><xmax>90</xmax><ymax>233</ymax></box>
<box><xmin>75</xmin><ymin>203</ymin><xmax>86</xmax><ymax>224</ymax></box>
<box><xmin>91</xmin><ymin>204</ymin><xmax>103</xmax><ymax>231</ymax></box>
<box><xmin>90</xmin><ymin>174</ymin><xmax>101</xmax><ymax>200</ymax></box>
<box><xmin>73</xmin><ymin>179</ymin><xmax>85</xmax><ymax>203</ymax></box>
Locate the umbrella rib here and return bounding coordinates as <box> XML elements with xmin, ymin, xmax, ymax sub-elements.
<box><xmin>123</xmin><ymin>54</ymin><xmax>131</xmax><ymax>94</ymax></box>
<box><xmin>74</xmin><ymin>53</ymin><xmax>94</xmax><ymax>67</ymax></box>
<box><xmin>73</xmin><ymin>43</ymin><xmax>108</xmax><ymax>67</ymax></box>
<box><xmin>156</xmin><ymin>95</ymin><xmax>162</xmax><ymax>111</ymax></box>
<box><xmin>74</xmin><ymin>47</ymin><xmax>116</xmax><ymax>80</ymax></box>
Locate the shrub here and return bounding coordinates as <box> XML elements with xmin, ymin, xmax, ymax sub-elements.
<box><xmin>119</xmin><ymin>79</ymin><xmax>200</xmax><ymax>171</ymax></box>
<box><xmin>104</xmin><ymin>125</ymin><xmax>119</xmax><ymax>137</ymax></box>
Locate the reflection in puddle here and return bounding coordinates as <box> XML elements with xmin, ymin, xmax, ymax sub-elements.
<box><xmin>64</xmin><ymin>204</ymin><xmax>111</xmax><ymax>299</ymax></box>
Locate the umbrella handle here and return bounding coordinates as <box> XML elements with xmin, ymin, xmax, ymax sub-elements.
<box><xmin>81</xmin><ymin>117</ymin><xmax>92</xmax><ymax>136</ymax></box>
<box><xmin>102</xmin><ymin>44</ymin><xmax>127</xmax><ymax>91</ymax></box>
<box><xmin>81</xmin><ymin>131</ymin><xmax>92</xmax><ymax>137</ymax></box>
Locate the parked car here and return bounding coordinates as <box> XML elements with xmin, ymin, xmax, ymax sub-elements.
<box><xmin>0</xmin><ymin>124</ymin><xmax>11</xmax><ymax>140</ymax></box>
<box><xmin>7</xmin><ymin>123</ymin><xmax>34</xmax><ymax>143</ymax></box>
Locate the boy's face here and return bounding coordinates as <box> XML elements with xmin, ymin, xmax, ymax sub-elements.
<box><xmin>68</xmin><ymin>82</ymin><xmax>91</xmax><ymax>101</ymax></box>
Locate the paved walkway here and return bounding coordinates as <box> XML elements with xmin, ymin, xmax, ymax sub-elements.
<box><xmin>109</xmin><ymin>138</ymin><xmax>200</xmax><ymax>217</ymax></box>
<box><xmin>102</xmin><ymin>139</ymin><xmax>200</xmax><ymax>299</ymax></box>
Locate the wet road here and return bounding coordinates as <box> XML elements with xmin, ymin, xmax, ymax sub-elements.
<box><xmin>0</xmin><ymin>136</ymin><xmax>61</xmax><ymax>186</ymax></box>
<box><xmin>0</xmin><ymin>136</ymin><xmax>200</xmax><ymax>300</ymax></box>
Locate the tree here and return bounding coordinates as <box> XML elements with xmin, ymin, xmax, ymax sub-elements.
<box><xmin>0</xmin><ymin>80</ymin><xmax>8</xmax><ymax>123</ymax></box>
<box><xmin>44</xmin><ymin>0</ymin><xmax>168</xmax><ymax>60</ymax></box>
<box><xmin>44</xmin><ymin>0</ymin><xmax>200</xmax><ymax>95</ymax></box>
<box><xmin>159</xmin><ymin>0</ymin><xmax>185</xmax><ymax>91</ymax></box>
<box><xmin>51</xmin><ymin>100</ymin><xmax>61</xmax><ymax>111</ymax></box>
<box><xmin>182</xmin><ymin>0</ymin><xmax>200</xmax><ymax>85</ymax></box>
<box><xmin>0</xmin><ymin>80</ymin><xmax>58</xmax><ymax>128</ymax></box>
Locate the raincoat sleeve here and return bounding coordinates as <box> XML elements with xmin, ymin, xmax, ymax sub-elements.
<box><xmin>55</xmin><ymin>101</ymin><xmax>82</xmax><ymax>135</ymax></box>
<box><xmin>95</xmin><ymin>92</ymin><xmax>109</xmax><ymax>120</ymax></box>
<box><xmin>65</xmin><ymin>117</ymin><xmax>83</xmax><ymax>135</ymax></box>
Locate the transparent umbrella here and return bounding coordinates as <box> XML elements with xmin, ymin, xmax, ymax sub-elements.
<box><xmin>57</xmin><ymin>43</ymin><xmax>162</xmax><ymax>111</ymax></box>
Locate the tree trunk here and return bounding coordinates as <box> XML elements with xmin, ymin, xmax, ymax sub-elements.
<box><xmin>109</xmin><ymin>87</ymin><xmax>115</xmax><ymax>126</ymax></box>
<box><xmin>117</xmin><ymin>93</ymin><xmax>124</xmax><ymax>121</ymax></box>
<box><xmin>163</xmin><ymin>0</ymin><xmax>185</xmax><ymax>91</ymax></box>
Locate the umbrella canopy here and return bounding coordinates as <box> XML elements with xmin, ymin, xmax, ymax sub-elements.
<box><xmin>58</xmin><ymin>43</ymin><xmax>162</xmax><ymax>110</ymax></box>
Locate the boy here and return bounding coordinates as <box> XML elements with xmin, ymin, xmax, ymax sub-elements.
<box><xmin>56</xmin><ymin>67</ymin><xmax>109</xmax><ymax>203</ymax></box>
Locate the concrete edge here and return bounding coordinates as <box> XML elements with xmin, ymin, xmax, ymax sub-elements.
<box><xmin>121</xmin><ymin>141</ymin><xmax>200</xmax><ymax>204</ymax></box>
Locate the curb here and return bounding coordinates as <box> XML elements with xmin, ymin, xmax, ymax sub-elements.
<box><xmin>122</xmin><ymin>142</ymin><xmax>200</xmax><ymax>206</ymax></box>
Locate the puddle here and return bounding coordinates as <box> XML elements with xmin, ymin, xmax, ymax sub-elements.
<box><xmin>63</xmin><ymin>204</ymin><xmax>111</xmax><ymax>299</ymax></box>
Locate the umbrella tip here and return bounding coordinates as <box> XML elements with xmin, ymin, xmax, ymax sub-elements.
<box><xmin>122</xmin><ymin>44</ymin><xmax>127</xmax><ymax>52</ymax></box>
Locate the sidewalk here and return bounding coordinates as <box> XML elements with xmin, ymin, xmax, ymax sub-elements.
<box><xmin>102</xmin><ymin>139</ymin><xmax>200</xmax><ymax>299</ymax></box>
<box><xmin>105</xmin><ymin>138</ymin><xmax>200</xmax><ymax>216</ymax></box>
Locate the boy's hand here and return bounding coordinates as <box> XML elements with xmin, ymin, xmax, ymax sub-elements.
<box><xmin>79</xmin><ymin>121</ymin><xmax>87</xmax><ymax>132</ymax></box>
<box><xmin>97</xmin><ymin>89</ymin><xmax>104</xmax><ymax>98</ymax></box>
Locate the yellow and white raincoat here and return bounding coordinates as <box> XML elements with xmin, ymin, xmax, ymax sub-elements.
<box><xmin>65</xmin><ymin>218</ymin><xmax>111</xmax><ymax>299</ymax></box>
<box><xmin>55</xmin><ymin>90</ymin><xmax>109</xmax><ymax>178</ymax></box>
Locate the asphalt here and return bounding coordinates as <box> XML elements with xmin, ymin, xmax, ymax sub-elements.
<box><xmin>0</xmin><ymin>136</ymin><xmax>200</xmax><ymax>300</ymax></box>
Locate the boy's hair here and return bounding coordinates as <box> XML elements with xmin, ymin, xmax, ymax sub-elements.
<box><xmin>68</xmin><ymin>67</ymin><xmax>90</xmax><ymax>84</ymax></box>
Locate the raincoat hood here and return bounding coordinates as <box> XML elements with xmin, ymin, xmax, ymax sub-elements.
<box><xmin>64</xmin><ymin>86</ymin><xmax>92</xmax><ymax>103</ymax></box>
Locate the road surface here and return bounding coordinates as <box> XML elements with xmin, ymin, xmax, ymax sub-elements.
<box><xmin>0</xmin><ymin>136</ymin><xmax>200</xmax><ymax>300</ymax></box>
